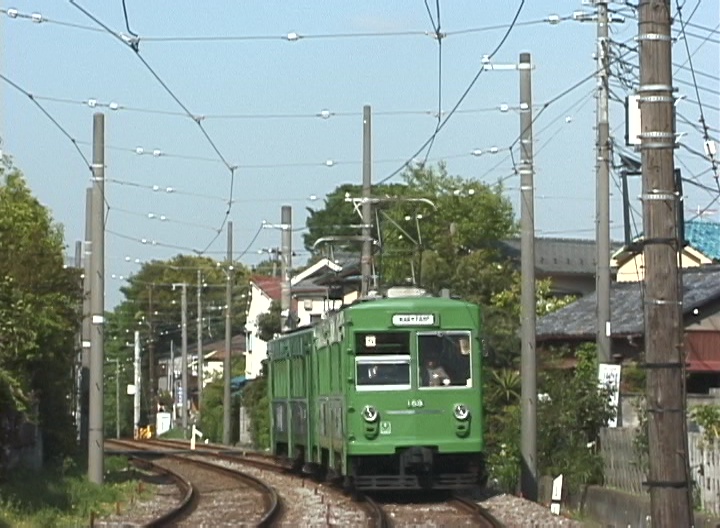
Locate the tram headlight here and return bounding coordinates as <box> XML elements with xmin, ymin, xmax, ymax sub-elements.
<box><xmin>453</xmin><ymin>403</ymin><xmax>470</xmax><ymax>421</ymax></box>
<box><xmin>362</xmin><ymin>405</ymin><xmax>378</xmax><ymax>423</ymax></box>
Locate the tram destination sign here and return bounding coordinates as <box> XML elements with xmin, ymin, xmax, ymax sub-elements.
<box><xmin>392</xmin><ymin>314</ymin><xmax>435</xmax><ymax>326</ymax></box>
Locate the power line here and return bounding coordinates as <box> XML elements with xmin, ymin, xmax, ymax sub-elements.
<box><xmin>107</xmin><ymin>229</ymin><xmax>203</xmax><ymax>253</ymax></box>
<box><xmin>675</xmin><ymin>0</ymin><xmax>719</xmax><ymax>181</ymax></box>
<box><xmin>29</xmin><ymin>92</ymin><xmax>537</xmax><ymax>120</ymax></box>
<box><xmin>111</xmin><ymin>206</ymin><xmax>222</xmax><ymax>232</ymax></box>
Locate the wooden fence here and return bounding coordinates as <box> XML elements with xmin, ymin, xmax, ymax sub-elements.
<box><xmin>601</xmin><ymin>427</ymin><xmax>720</xmax><ymax>516</ymax></box>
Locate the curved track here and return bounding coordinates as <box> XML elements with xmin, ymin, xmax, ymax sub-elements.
<box><xmin>106</xmin><ymin>439</ymin><xmax>280</xmax><ymax>526</ymax></box>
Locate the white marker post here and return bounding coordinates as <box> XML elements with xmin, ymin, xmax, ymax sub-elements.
<box><xmin>190</xmin><ymin>424</ymin><xmax>204</xmax><ymax>450</ymax></box>
<box><xmin>550</xmin><ymin>474</ymin><xmax>563</xmax><ymax>515</ymax></box>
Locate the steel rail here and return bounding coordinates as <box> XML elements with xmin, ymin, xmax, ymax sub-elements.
<box><xmin>451</xmin><ymin>495</ymin><xmax>507</xmax><ymax>528</ymax></box>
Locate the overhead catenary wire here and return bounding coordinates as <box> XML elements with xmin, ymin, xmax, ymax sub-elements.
<box><xmin>377</xmin><ymin>0</ymin><xmax>528</xmax><ymax>185</ymax></box>
<box><xmin>421</xmin><ymin>0</ymin><xmax>444</xmax><ymax>166</ymax></box>
<box><xmin>68</xmin><ymin>0</ymin><xmax>238</xmax><ymax>255</ymax></box>
<box><xmin>0</xmin><ymin>72</ymin><xmax>114</xmax><ymax>215</ymax></box>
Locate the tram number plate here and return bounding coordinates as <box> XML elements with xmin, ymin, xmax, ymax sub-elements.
<box><xmin>407</xmin><ymin>399</ymin><xmax>424</xmax><ymax>408</ymax></box>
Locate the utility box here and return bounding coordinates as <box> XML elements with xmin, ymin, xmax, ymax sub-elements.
<box><xmin>156</xmin><ymin>412</ymin><xmax>172</xmax><ymax>436</ymax></box>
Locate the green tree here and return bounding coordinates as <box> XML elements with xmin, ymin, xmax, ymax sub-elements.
<box><xmin>304</xmin><ymin>182</ymin><xmax>407</xmax><ymax>255</ymax></box>
<box><xmin>198</xmin><ymin>357</ymin><xmax>245</xmax><ymax>442</ymax></box>
<box><xmin>257</xmin><ymin>301</ymin><xmax>282</xmax><ymax>342</ymax></box>
<box><xmin>0</xmin><ymin>168</ymin><xmax>80</xmax><ymax>465</ymax></box>
<box><xmin>106</xmin><ymin>255</ymin><xmax>252</xmax><ymax>429</ymax></box>
<box><xmin>537</xmin><ymin>346</ymin><xmax>614</xmax><ymax>492</ymax></box>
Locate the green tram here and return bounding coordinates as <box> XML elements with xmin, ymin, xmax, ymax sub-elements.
<box><xmin>267</xmin><ymin>288</ymin><xmax>486</xmax><ymax>491</ymax></box>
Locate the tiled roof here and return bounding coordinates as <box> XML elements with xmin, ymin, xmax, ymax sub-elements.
<box><xmin>537</xmin><ymin>265</ymin><xmax>720</xmax><ymax>340</ymax></box>
<box><xmin>251</xmin><ymin>275</ymin><xmax>282</xmax><ymax>301</ymax></box>
<box><xmin>685</xmin><ymin>220</ymin><xmax>720</xmax><ymax>260</ymax></box>
<box><xmin>500</xmin><ymin>238</ymin><xmax>621</xmax><ymax>275</ymax></box>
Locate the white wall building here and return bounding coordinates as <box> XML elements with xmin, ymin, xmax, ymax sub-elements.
<box><xmin>244</xmin><ymin>259</ymin><xmax>347</xmax><ymax>379</ymax></box>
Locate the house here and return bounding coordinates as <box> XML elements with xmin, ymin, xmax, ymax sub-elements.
<box><xmin>499</xmin><ymin>238</ymin><xmax>622</xmax><ymax>297</ymax></box>
<box><xmin>612</xmin><ymin>220</ymin><xmax>720</xmax><ymax>282</ymax></box>
<box><xmin>536</xmin><ymin>265</ymin><xmax>720</xmax><ymax>393</ymax></box>
<box><xmin>244</xmin><ymin>275</ymin><xmax>282</xmax><ymax>379</ymax></box>
<box><xmin>157</xmin><ymin>334</ymin><xmax>246</xmax><ymax>411</ymax></box>
<box><xmin>244</xmin><ymin>258</ymin><xmax>347</xmax><ymax>379</ymax></box>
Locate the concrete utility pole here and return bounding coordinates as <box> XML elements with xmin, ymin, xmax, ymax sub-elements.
<box><xmin>280</xmin><ymin>208</ymin><xmax>292</xmax><ymax>331</ymax></box>
<box><xmin>134</xmin><ymin>330</ymin><xmax>141</xmax><ymax>440</ymax></box>
<box><xmin>223</xmin><ymin>221</ymin><xmax>233</xmax><ymax>445</ymax></box>
<box><xmin>519</xmin><ymin>52</ymin><xmax>537</xmax><ymax>502</ymax></box>
<box><xmin>173</xmin><ymin>282</ymin><xmax>189</xmax><ymax>436</ymax></box>
<box><xmin>147</xmin><ymin>285</ymin><xmax>155</xmax><ymax>430</ymax></box>
<box><xmin>595</xmin><ymin>0</ymin><xmax>612</xmax><ymax>363</ymax></box>
<box><xmin>169</xmin><ymin>340</ymin><xmax>175</xmax><ymax>422</ymax></box>
<box><xmin>80</xmin><ymin>187</ymin><xmax>92</xmax><ymax>451</ymax></box>
<box><xmin>88</xmin><ymin>112</ymin><xmax>105</xmax><ymax>485</ymax></box>
<box><xmin>361</xmin><ymin>105</ymin><xmax>373</xmax><ymax>296</ymax></box>
<box><xmin>73</xmin><ymin>240</ymin><xmax>82</xmax><ymax>440</ymax></box>
<box><xmin>638</xmin><ymin>1</ymin><xmax>693</xmax><ymax>524</ymax></box>
<box><xmin>197</xmin><ymin>269</ymin><xmax>204</xmax><ymax>415</ymax></box>
<box><xmin>114</xmin><ymin>359</ymin><xmax>120</xmax><ymax>439</ymax></box>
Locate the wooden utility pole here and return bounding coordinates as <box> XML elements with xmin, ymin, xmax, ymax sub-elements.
<box><xmin>639</xmin><ymin>0</ymin><xmax>693</xmax><ymax>525</ymax></box>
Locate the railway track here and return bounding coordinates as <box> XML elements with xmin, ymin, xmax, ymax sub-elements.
<box><xmin>106</xmin><ymin>439</ymin><xmax>280</xmax><ymax>526</ymax></box>
<box><xmin>374</xmin><ymin>491</ymin><xmax>506</xmax><ymax>527</ymax></box>
<box><xmin>133</xmin><ymin>438</ymin><xmax>390</xmax><ymax>526</ymax></box>
<box><xmin>111</xmin><ymin>438</ymin><xmax>501</xmax><ymax>526</ymax></box>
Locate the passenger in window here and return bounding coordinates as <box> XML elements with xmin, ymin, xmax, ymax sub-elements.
<box><xmin>425</xmin><ymin>359</ymin><xmax>451</xmax><ymax>387</ymax></box>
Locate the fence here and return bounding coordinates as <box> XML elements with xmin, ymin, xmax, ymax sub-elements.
<box><xmin>601</xmin><ymin>427</ymin><xmax>720</xmax><ymax>516</ymax></box>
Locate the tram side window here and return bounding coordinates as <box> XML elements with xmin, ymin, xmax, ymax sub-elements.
<box><xmin>418</xmin><ymin>333</ymin><xmax>472</xmax><ymax>388</ymax></box>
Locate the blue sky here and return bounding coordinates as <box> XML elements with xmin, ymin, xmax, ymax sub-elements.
<box><xmin>2</xmin><ymin>1</ymin><xmax>718</xmax><ymax>307</ymax></box>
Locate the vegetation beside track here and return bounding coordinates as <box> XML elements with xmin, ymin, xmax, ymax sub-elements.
<box><xmin>0</xmin><ymin>456</ymin><xmax>150</xmax><ymax>527</ymax></box>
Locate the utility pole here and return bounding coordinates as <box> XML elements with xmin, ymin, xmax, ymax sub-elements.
<box><xmin>80</xmin><ymin>187</ymin><xmax>92</xmax><ymax>452</ymax></box>
<box><xmin>223</xmin><ymin>221</ymin><xmax>233</xmax><ymax>445</ymax></box>
<box><xmin>114</xmin><ymin>359</ymin><xmax>120</xmax><ymax>439</ymax></box>
<box><xmin>361</xmin><ymin>105</ymin><xmax>373</xmax><ymax>296</ymax></box>
<box><xmin>169</xmin><ymin>340</ymin><xmax>175</xmax><ymax>426</ymax></box>
<box><xmin>134</xmin><ymin>330</ymin><xmax>141</xmax><ymax>440</ymax></box>
<box><xmin>280</xmin><ymin>208</ymin><xmax>292</xmax><ymax>331</ymax></box>
<box><xmin>147</xmin><ymin>284</ymin><xmax>155</xmax><ymax>431</ymax></box>
<box><xmin>197</xmin><ymin>269</ymin><xmax>204</xmax><ymax>415</ymax></box>
<box><xmin>173</xmin><ymin>282</ymin><xmax>189</xmax><ymax>436</ymax></box>
<box><xmin>88</xmin><ymin>112</ymin><xmax>105</xmax><ymax>485</ymax></box>
<box><xmin>595</xmin><ymin>0</ymin><xmax>612</xmax><ymax>363</ymax></box>
<box><xmin>638</xmin><ymin>1</ymin><xmax>693</xmax><ymax>524</ymax></box>
<box><xmin>519</xmin><ymin>52</ymin><xmax>537</xmax><ymax>502</ymax></box>
<box><xmin>73</xmin><ymin>240</ymin><xmax>82</xmax><ymax>441</ymax></box>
